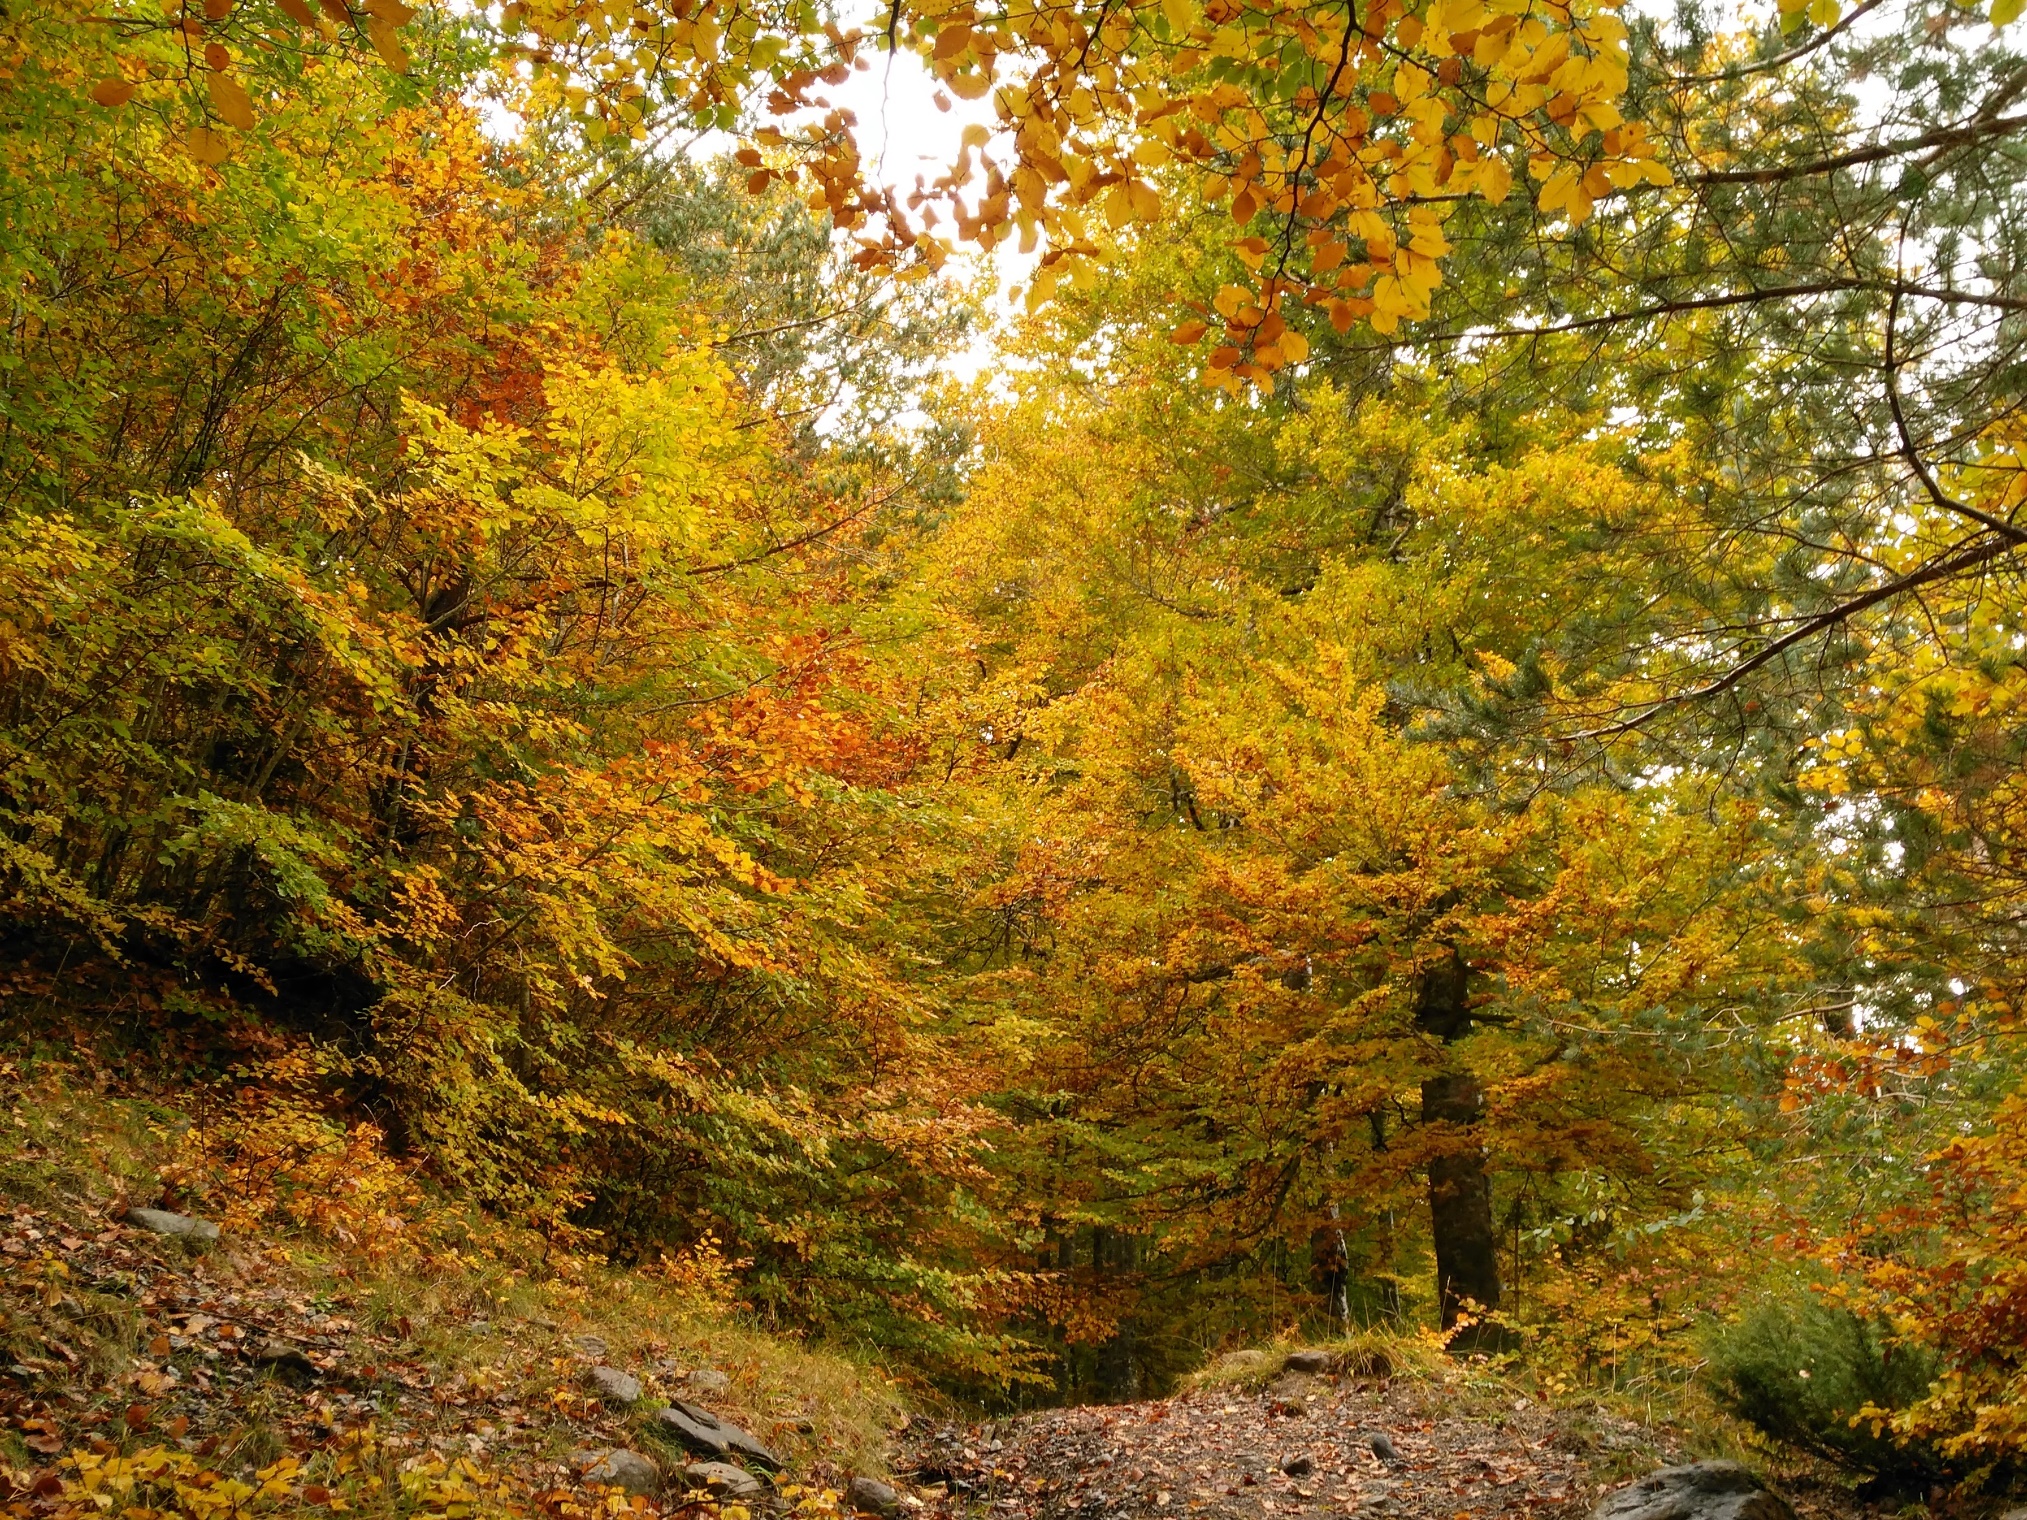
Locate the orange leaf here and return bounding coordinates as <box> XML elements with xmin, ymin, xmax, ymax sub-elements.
<box><xmin>90</xmin><ymin>78</ymin><xmax>136</xmax><ymax>107</ymax></box>
<box><xmin>1170</xmin><ymin>320</ymin><xmax>1209</xmax><ymax>344</ymax></box>
<box><xmin>367</xmin><ymin>17</ymin><xmax>410</xmax><ymax>68</ymax></box>
<box><xmin>277</xmin><ymin>0</ymin><xmax>316</xmax><ymax>23</ymax></box>
<box><xmin>208</xmin><ymin>72</ymin><xmax>257</xmax><ymax>130</ymax></box>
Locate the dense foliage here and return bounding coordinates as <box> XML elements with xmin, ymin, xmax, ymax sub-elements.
<box><xmin>5</xmin><ymin>0</ymin><xmax>2027</xmax><ymax>1492</ymax></box>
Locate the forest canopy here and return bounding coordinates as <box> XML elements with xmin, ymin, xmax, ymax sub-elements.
<box><xmin>5</xmin><ymin>0</ymin><xmax>2027</xmax><ymax>1491</ymax></box>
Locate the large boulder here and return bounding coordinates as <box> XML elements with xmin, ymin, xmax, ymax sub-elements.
<box><xmin>654</xmin><ymin>1400</ymin><xmax>780</xmax><ymax>1470</ymax></box>
<box><xmin>1592</xmin><ymin>1462</ymin><xmax>1794</xmax><ymax>1520</ymax></box>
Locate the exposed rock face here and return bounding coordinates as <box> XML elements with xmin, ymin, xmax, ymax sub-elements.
<box><xmin>653</xmin><ymin>1400</ymin><xmax>781</xmax><ymax>1470</ymax></box>
<box><xmin>684</xmin><ymin>1462</ymin><xmax>768</xmax><ymax>1501</ymax></box>
<box><xmin>1591</xmin><ymin>1462</ymin><xmax>1796</xmax><ymax>1520</ymax></box>
<box><xmin>126</xmin><ymin>1207</ymin><xmax>220</xmax><ymax>1241</ymax></box>
<box><xmin>585</xmin><ymin>1366</ymin><xmax>642</xmax><ymax>1405</ymax></box>
<box><xmin>846</xmin><ymin>1476</ymin><xmax>901</xmax><ymax>1517</ymax></box>
<box><xmin>573</xmin><ymin>1449</ymin><xmax>660</xmax><ymax>1496</ymax></box>
<box><xmin>1283</xmin><ymin>1350</ymin><xmax>1333</xmax><ymax>1374</ymax></box>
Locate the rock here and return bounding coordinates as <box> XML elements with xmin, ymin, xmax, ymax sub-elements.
<box><xmin>653</xmin><ymin>1400</ymin><xmax>780</xmax><ymax>1470</ymax></box>
<box><xmin>251</xmin><ymin>1340</ymin><xmax>320</xmax><ymax>1380</ymax></box>
<box><xmin>574</xmin><ymin>1449</ymin><xmax>660</xmax><ymax>1496</ymax></box>
<box><xmin>686</xmin><ymin>1368</ymin><xmax>733</xmax><ymax>1396</ymax></box>
<box><xmin>125</xmin><ymin>1207</ymin><xmax>220</xmax><ymax>1241</ymax></box>
<box><xmin>1265</xmin><ymin>1372</ymin><xmax>1316</xmax><ymax>1414</ymax></box>
<box><xmin>1279</xmin><ymin>1455</ymin><xmax>1314</xmax><ymax>1478</ymax></box>
<box><xmin>846</xmin><ymin>1476</ymin><xmax>901</xmax><ymax>1517</ymax></box>
<box><xmin>1367</xmin><ymin>1433</ymin><xmax>1401</xmax><ymax>1466</ymax></box>
<box><xmin>684</xmin><ymin>1462</ymin><xmax>767</xmax><ymax>1501</ymax></box>
<box><xmin>1591</xmin><ymin>1462</ymin><xmax>1795</xmax><ymax>1520</ymax></box>
<box><xmin>586</xmin><ymin>1366</ymin><xmax>642</xmax><ymax>1405</ymax></box>
<box><xmin>1283</xmin><ymin>1350</ymin><xmax>1333</xmax><ymax>1374</ymax></box>
<box><xmin>574</xmin><ymin>1334</ymin><xmax>610</xmax><ymax>1358</ymax></box>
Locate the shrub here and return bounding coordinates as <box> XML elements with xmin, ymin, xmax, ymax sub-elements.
<box><xmin>1704</xmin><ymin>1291</ymin><xmax>1943</xmax><ymax>1487</ymax></box>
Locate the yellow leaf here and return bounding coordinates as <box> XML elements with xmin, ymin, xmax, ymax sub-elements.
<box><xmin>1994</xmin><ymin>0</ymin><xmax>2022</xmax><ymax>25</ymax></box>
<box><xmin>361</xmin><ymin>0</ymin><xmax>413</xmax><ymax>20</ymax></box>
<box><xmin>960</xmin><ymin>122</ymin><xmax>991</xmax><ymax>149</ymax></box>
<box><xmin>1128</xmin><ymin>181</ymin><xmax>1162</xmax><ymax>219</ymax></box>
<box><xmin>1475</xmin><ymin>155</ymin><xmax>1511</xmax><ymax>204</ymax></box>
<box><xmin>186</xmin><ymin>126</ymin><xmax>231</xmax><ymax>163</ymax></box>
<box><xmin>207</xmin><ymin>72</ymin><xmax>257</xmax><ymax>130</ymax></box>
<box><xmin>1808</xmin><ymin>0</ymin><xmax>1839</xmax><ymax>24</ymax></box>
<box><xmin>1161</xmin><ymin>0</ymin><xmax>1196</xmax><ymax>31</ymax></box>
<box><xmin>90</xmin><ymin>78</ymin><xmax>136</xmax><ymax>107</ymax></box>
<box><xmin>1279</xmin><ymin>329</ymin><xmax>1309</xmax><ymax>362</ymax></box>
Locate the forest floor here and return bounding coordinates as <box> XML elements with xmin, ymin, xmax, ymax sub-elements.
<box><xmin>900</xmin><ymin>1359</ymin><xmax>1897</xmax><ymax>1520</ymax></box>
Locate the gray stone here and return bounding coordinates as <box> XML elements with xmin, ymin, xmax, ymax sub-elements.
<box><xmin>684</xmin><ymin>1462</ymin><xmax>767</xmax><ymax>1501</ymax></box>
<box><xmin>1265</xmin><ymin>1372</ymin><xmax>1317</xmax><ymax>1413</ymax></box>
<box><xmin>574</xmin><ymin>1449</ymin><xmax>660</xmax><ymax>1496</ymax></box>
<box><xmin>574</xmin><ymin>1334</ymin><xmax>610</xmax><ymax>1358</ymax></box>
<box><xmin>654</xmin><ymin>1400</ymin><xmax>780</xmax><ymax>1470</ymax></box>
<box><xmin>686</xmin><ymin>1368</ymin><xmax>733</xmax><ymax>1396</ymax></box>
<box><xmin>1279</xmin><ymin>1455</ymin><xmax>1314</xmax><ymax>1478</ymax></box>
<box><xmin>1283</xmin><ymin>1350</ymin><xmax>1333</xmax><ymax>1374</ymax></box>
<box><xmin>1591</xmin><ymin>1462</ymin><xmax>1795</xmax><ymax>1520</ymax></box>
<box><xmin>1367</xmin><ymin>1433</ymin><xmax>1401</xmax><ymax>1466</ymax></box>
<box><xmin>251</xmin><ymin>1339</ymin><xmax>320</xmax><ymax>1380</ymax></box>
<box><xmin>126</xmin><ymin>1207</ymin><xmax>220</xmax><ymax>1241</ymax></box>
<box><xmin>846</xmin><ymin>1476</ymin><xmax>901</xmax><ymax>1517</ymax></box>
<box><xmin>586</xmin><ymin>1366</ymin><xmax>642</xmax><ymax>1405</ymax></box>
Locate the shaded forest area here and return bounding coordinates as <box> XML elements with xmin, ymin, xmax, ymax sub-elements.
<box><xmin>5</xmin><ymin>0</ymin><xmax>2027</xmax><ymax>1501</ymax></box>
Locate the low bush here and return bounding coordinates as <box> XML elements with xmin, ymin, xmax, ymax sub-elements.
<box><xmin>1704</xmin><ymin>1291</ymin><xmax>1943</xmax><ymax>1488</ymax></box>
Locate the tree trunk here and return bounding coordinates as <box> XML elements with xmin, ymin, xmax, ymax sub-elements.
<box><xmin>1415</xmin><ymin>947</ymin><xmax>1505</xmax><ymax>1346</ymax></box>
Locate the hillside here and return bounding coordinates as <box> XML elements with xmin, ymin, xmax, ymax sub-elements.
<box><xmin>0</xmin><ymin>1065</ymin><xmax>904</xmax><ymax>1519</ymax></box>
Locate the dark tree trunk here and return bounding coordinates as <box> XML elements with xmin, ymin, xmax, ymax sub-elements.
<box><xmin>1415</xmin><ymin>947</ymin><xmax>1505</xmax><ymax>1346</ymax></box>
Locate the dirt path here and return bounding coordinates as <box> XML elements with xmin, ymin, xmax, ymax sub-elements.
<box><xmin>902</xmin><ymin>1362</ymin><xmax>1683</xmax><ymax>1520</ymax></box>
